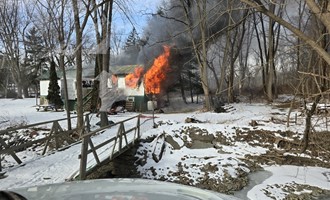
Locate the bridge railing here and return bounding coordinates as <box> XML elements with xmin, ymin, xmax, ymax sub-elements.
<box><xmin>78</xmin><ymin>114</ymin><xmax>141</xmax><ymax>180</ymax></box>
<box><xmin>0</xmin><ymin>114</ymin><xmax>90</xmax><ymax>172</ymax></box>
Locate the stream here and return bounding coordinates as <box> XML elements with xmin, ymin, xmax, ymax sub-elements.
<box><xmin>233</xmin><ymin>169</ymin><xmax>272</xmax><ymax>200</ymax></box>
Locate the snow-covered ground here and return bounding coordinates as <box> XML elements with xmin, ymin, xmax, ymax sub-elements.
<box><xmin>0</xmin><ymin>98</ymin><xmax>153</xmax><ymax>188</ymax></box>
<box><xmin>0</xmin><ymin>97</ymin><xmax>330</xmax><ymax>200</ymax></box>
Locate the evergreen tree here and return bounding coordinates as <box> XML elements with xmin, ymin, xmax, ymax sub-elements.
<box><xmin>118</xmin><ymin>27</ymin><xmax>140</xmax><ymax>65</ymax></box>
<box><xmin>25</xmin><ymin>27</ymin><xmax>47</xmax><ymax>64</ymax></box>
<box><xmin>124</xmin><ymin>27</ymin><xmax>140</xmax><ymax>49</ymax></box>
<box><xmin>47</xmin><ymin>60</ymin><xmax>63</xmax><ymax>110</ymax></box>
<box><xmin>23</xmin><ymin>26</ymin><xmax>48</xmax><ymax>97</ymax></box>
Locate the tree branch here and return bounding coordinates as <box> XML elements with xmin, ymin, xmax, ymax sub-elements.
<box><xmin>240</xmin><ymin>0</ymin><xmax>330</xmax><ymax>67</ymax></box>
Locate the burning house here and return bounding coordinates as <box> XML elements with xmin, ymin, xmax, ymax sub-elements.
<box><xmin>109</xmin><ymin>65</ymin><xmax>146</xmax><ymax>112</ymax></box>
<box><xmin>37</xmin><ymin>46</ymin><xmax>174</xmax><ymax>112</ymax></box>
<box><xmin>111</xmin><ymin>45</ymin><xmax>173</xmax><ymax>112</ymax></box>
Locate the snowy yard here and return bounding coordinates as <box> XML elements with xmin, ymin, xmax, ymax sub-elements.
<box><xmin>0</xmin><ymin>97</ymin><xmax>330</xmax><ymax>200</ymax></box>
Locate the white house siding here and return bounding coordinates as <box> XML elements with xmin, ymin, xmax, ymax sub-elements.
<box><xmin>40</xmin><ymin>80</ymin><xmax>61</xmax><ymax>96</ymax></box>
<box><xmin>116</xmin><ymin>77</ymin><xmax>144</xmax><ymax>96</ymax></box>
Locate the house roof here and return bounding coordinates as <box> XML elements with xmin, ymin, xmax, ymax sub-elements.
<box><xmin>110</xmin><ymin>64</ymin><xmax>143</xmax><ymax>75</ymax></box>
<box><xmin>37</xmin><ymin>65</ymin><xmax>143</xmax><ymax>80</ymax></box>
<box><xmin>37</xmin><ymin>67</ymin><xmax>95</xmax><ymax>80</ymax></box>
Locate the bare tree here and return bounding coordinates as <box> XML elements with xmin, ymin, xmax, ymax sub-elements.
<box><xmin>0</xmin><ymin>0</ymin><xmax>24</xmax><ymax>98</ymax></box>
<box><xmin>110</xmin><ymin>25</ymin><xmax>124</xmax><ymax>60</ymax></box>
<box><xmin>225</xmin><ymin>5</ymin><xmax>248</xmax><ymax>103</ymax></box>
<box><xmin>241</xmin><ymin>0</ymin><xmax>330</xmax><ymax>152</ymax></box>
<box><xmin>238</xmin><ymin>15</ymin><xmax>254</xmax><ymax>95</ymax></box>
<box><xmin>179</xmin><ymin>0</ymin><xmax>213</xmax><ymax>110</ymax></box>
<box><xmin>89</xmin><ymin>0</ymin><xmax>114</xmax><ymax>127</ymax></box>
<box><xmin>71</xmin><ymin>0</ymin><xmax>93</xmax><ymax>131</ymax></box>
<box><xmin>34</xmin><ymin>0</ymin><xmax>75</xmax><ymax>130</ymax></box>
<box><xmin>250</xmin><ymin>1</ymin><xmax>284</xmax><ymax>102</ymax></box>
<box><xmin>241</xmin><ymin>0</ymin><xmax>330</xmax><ymax>65</ymax></box>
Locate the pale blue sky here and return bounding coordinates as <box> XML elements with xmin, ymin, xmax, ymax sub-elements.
<box><xmin>112</xmin><ymin>0</ymin><xmax>162</xmax><ymax>38</ymax></box>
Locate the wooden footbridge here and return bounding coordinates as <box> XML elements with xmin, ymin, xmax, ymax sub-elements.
<box><xmin>79</xmin><ymin>115</ymin><xmax>142</xmax><ymax>179</ymax></box>
<box><xmin>0</xmin><ymin>114</ymin><xmax>148</xmax><ymax>188</ymax></box>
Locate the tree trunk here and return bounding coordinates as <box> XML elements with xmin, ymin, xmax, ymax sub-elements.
<box><xmin>219</xmin><ymin>32</ymin><xmax>230</xmax><ymax>97</ymax></box>
<box><xmin>239</xmin><ymin>19</ymin><xmax>252</xmax><ymax>95</ymax></box>
<box><xmin>179</xmin><ymin>74</ymin><xmax>187</xmax><ymax>104</ymax></box>
<box><xmin>266</xmin><ymin>3</ymin><xmax>275</xmax><ymax>102</ymax></box>
<box><xmin>72</xmin><ymin>0</ymin><xmax>84</xmax><ymax>131</ymax></box>
<box><xmin>228</xmin><ymin>60</ymin><xmax>235</xmax><ymax>103</ymax></box>
<box><xmin>301</xmin><ymin>94</ymin><xmax>321</xmax><ymax>153</ymax></box>
<box><xmin>58</xmin><ymin>0</ymin><xmax>72</xmax><ymax>130</ymax></box>
<box><xmin>16</xmin><ymin>81</ymin><xmax>23</xmax><ymax>99</ymax></box>
<box><xmin>90</xmin><ymin>2</ymin><xmax>101</xmax><ymax>114</ymax></box>
<box><xmin>90</xmin><ymin>54</ymin><xmax>101</xmax><ymax>113</ymax></box>
<box><xmin>100</xmin><ymin>0</ymin><xmax>114</xmax><ymax>127</ymax></box>
<box><xmin>253</xmin><ymin>12</ymin><xmax>266</xmax><ymax>94</ymax></box>
<box><xmin>23</xmin><ymin>86</ymin><xmax>29</xmax><ymax>98</ymax></box>
<box><xmin>188</xmin><ymin>71</ymin><xmax>194</xmax><ymax>103</ymax></box>
<box><xmin>306</xmin><ymin>0</ymin><xmax>330</xmax><ymax>33</ymax></box>
<box><xmin>227</xmin><ymin>9</ymin><xmax>247</xmax><ymax>103</ymax></box>
<box><xmin>180</xmin><ymin>0</ymin><xmax>212</xmax><ymax>110</ymax></box>
<box><xmin>60</xmin><ymin>53</ymin><xmax>72</xmax><ymax>130</ymax></box>
<box><xmin>197</xmin><ymin>0</ymin><xmax>212</xmax><ymax>110</ymax></box>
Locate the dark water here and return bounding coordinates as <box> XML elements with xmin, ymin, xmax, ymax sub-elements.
<box><xmin>233</xmin><ymin>170</ymin><xmax>272</xmax><ymax>200</ymax></box>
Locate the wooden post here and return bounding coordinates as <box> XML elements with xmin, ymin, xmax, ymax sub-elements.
<box><xmin>111</xmin><ymin>123</ymin><xmax>123</xmax><ymax>157</ymax></box>
<box><xmin>137</xmin><ymin>115</ymin><xmax>141</xmax><ymax>138</ymax></box>
<box><xmin>79</xmin><ymin>130</ymin><xmax>88</xmax><ymax>180</ymax></box>
<box><xmin>0</xmin><ymin>136</ymin><xmax>3</xmax><ymax>171</ymax></box>
<box><xmin>53</xmin><ymin>122</ymin><xmax>60</xmax><ymax>150</ymax></box>
<box><xmin>326</xmin><ymin>115</ymin><xmax>328</xmax><ymax>130</ymax></box>
<box><xmin>121</xmin><ymin>123</ymin><xmax>128</xmax><ymax>146</ymax></box>
<box><xmin>0</xmin><ymin>155</ymin><xmax>2</xmax><ymax>172</ymax></box>
<box><xmin>88</xmin><ymin>138</ymin><xmax>100</xmax><ymax>165</ymax></box>
<box><xmin>42</xmin><ymin>133</ymin><xmax>52</xmax><ymax>155</ymax></box>
<box><xmin>118</xmin><ymin>123</ymin><xmax>123</xmax><ymax>151</ymax></box>
<box><xmin>42</xmin><ymin>121</ymin><xmax>64</xmax><ymax>154</ymax></box>
<box><xmin>0</xmin><ymin>137</ymin><xmax>22</xmax><ymax>165</ymax></box>
<box><xmin>133</xmin><ymin>115</ymin><xmax>141</xmax><ymax>144</ymax></box>
<box><xmin>85</xmin><ymin>114</ymin><xmax>91</xmax><ymax>132</ymax></box>
<box><xmin>42</xmin><ymin>121</ymin><xmax>57</xmax><ymax>155</ymax></box>
<box><xmin>42</xmin><ymin>122</ymin><xmax>57</xmax><ymax>155</ymax></box>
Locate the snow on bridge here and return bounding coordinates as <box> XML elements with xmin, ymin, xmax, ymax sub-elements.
<box><xmin>0</xmin><ymin>113</ymin><xmax>154</xmax><ymax>190</ymax></box>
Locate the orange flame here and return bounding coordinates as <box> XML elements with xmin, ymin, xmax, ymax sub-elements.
<box><xmin>125</xmin><ymin>66</ymin><xmax>144</xmax><ymax>88</ymax></box>
<box><xmin>144</xmin><ymin>46</ymin><xmax>171</xmax><ymax>94</ymax></box>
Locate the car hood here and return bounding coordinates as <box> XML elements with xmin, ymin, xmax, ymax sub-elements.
<box><xmin>11</xmin><ymin>178</ymin><xmax>241</xmax><ymax>200</ymax></box>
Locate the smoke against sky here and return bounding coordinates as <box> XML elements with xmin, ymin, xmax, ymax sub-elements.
<box><xmin>136</xmin><ymin>0</ymin><xmax>241</xmax><ymax>65</ymax></box>
<box><xmin>111</xmin><ymin>0</ymin><xmax>243</xmax><ymax>93</ymax></box>
<box><xmin>110</xmin><ymin>0</ymin><xmax>245</xmax><ymax>98</ymax></box>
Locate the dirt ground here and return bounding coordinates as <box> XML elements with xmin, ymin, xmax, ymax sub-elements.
<box><xmin>235</xmin><ymin>129</ymin><xmax>330</xmax><ymax>168</ymax></box>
